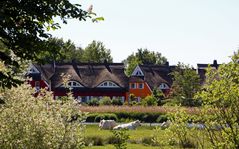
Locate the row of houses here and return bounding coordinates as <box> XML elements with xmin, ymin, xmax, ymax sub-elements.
<box><xmin>27</xmin><ymin>60</ymin><xmax>220</xmax><ymax>102</ymax></box>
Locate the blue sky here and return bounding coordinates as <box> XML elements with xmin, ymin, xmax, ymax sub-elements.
<box><xmin>50</xmin><ymin>0</ymin><xmax>239</xmax><ymax>67</ymax></box>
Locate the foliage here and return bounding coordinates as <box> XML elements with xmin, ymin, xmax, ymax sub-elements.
<box><xmin>112</xmin><ymin>98</ymin><xmax>123</xmax><ymax>106</ymax></box>
<box><xmin>152</xmin><ymin>88</ymin><xmax>165</xmax><ymax>105</ymax></box>
<box><xmin>84</xmin><ymin>136</ymin><xmax>104</xmax><ymax>146</ymax></box>
<box><xmin>0</xmin><ymin>1</ymin><xmax>103</xmax><ymax>88</ymax></box>
<box><xmin>170</xmin><ymin>62</ymin><xmax>201</xmax><ymax>106</ymax></box>
<box><xmin>38</xmin><ymin>38</ymin><xmax>84</xmax><ymax>63</ymax></box>
<box><xmin>0</xmin><ymin>84</ymin><xmax>86</xmax><ymax>149</ymax></box>
<box><xmin>87</xmin><ymin>98</ymin><xmax>100</xmax><ymax>106</ymax></box>
<box><xmin>168</xmin><ymin>110</ymin><xmax>197</xmax><ymax>148</ymax></box>
<box><xmin>196</xmin><ymin>52</ymin><xmax>239</xmax><ymax>149</ymax></box>
<box><xmin>85</xmin><ymin>112</ymin><xmax>166</xmax><ymax>123</ymax></box>
<box><xmin>142</xmin><ymin>95</ymin><xmax>158</xmax><ymax>106</ymax></box>
<box><xmin>99</xmin><ymin>97</ymin><xmax>112</xmax><ymax>105</ymax></box>
<box><xmin>82</xmin><ymin>40</ymin><xmax>113</xmax><ymax>63</ymax></box>
<box><xmin>94</xmin><ymin>114</ymin><xmax>118</xmax><ymax>122</ymax></box>
<box><xmin>111</xmin><ymin>130</ymin><xmax>129</xmax><ymax>149</ymax></box>
<box><xmin>156</xmin><ymin>115</ymin><xmax>168</xmax><ymax>123</ymax></box>
<box><xmin>123</xmin><ymin>48</ymin><xmax>167</xmax><ymax>75</ymax></box>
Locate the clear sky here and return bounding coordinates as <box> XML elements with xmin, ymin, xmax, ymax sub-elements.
<box><xmin>50</xmin><ymin>0</ymin><xmax>239</xmax><ymax>67</ymax></box>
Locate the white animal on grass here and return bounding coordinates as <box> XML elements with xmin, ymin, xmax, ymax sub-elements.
<box><xmin>113</xmin><ymin>120</ymin><xmax>141</xmax><ymax>130</ymax></box>
<box><xmin>99</xmin><ymin>119</ymin><xmax>117</xmax><ymax>130</ymax></box>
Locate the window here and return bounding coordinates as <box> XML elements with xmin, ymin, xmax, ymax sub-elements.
<box><xmin>66</xmin><ymin>81</ymin><xmax>83</xmax><ymax>88</ymax></box>
<box><xmin>98</xmin><ymin>81</ymin><xmax>119</xmax><ymax>88</ymax></box>
<box><xmin>138</xmin><ymin>83</ymin><xmax>144</xmax><ymax>89</ymax></box>
<box><xmin>35</xmin><ymin>81</ymin><xmax>40</xmax><ymax>92</ymax></box>
<box><xmin>136</xmin><ymin>71</ymin><xmax>142</xmax><ymax>76</ymax></box>
<box><xmin>159</xmin><ymin>83</ymin><xmax>169</xmax><ymax>89</ymax></box>
<box><xmin>130</xmin><ymin>83</ymin><xmax>136</xmax><ymax>89</ymax></box>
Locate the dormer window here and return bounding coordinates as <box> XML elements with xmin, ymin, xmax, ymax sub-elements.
<box><xmin>159</xmin><ymin>83</ymin><xmax>169</xmax><ymax>89</ymax></box>
<box><xmin>27</xmin><ymin>65</ymin><xmax>39</xmax><ymax>74</ymax></box>
<box><xmin>131</xmin><ymin>66</ymin><xmax>144</xmax><ymax>76</ymax></box>
<box><xmin>136</xmin><ymin>71</ymin><xmax>143</xmax><ymax>76</ymax></box>
<box><xmin>97</xmin><ymin>81</ymin><xmax>119</xmax><ymax>88</ymax></box>
<box><xmin>67</xmin><ymin>81</ymin><xmax>83</xmax><ymax>88</ymax></box>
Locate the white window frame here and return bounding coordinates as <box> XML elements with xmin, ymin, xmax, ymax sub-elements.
<box><xmin>97</xmin><ymin>81</ymin><xmax>119</xmax><ymax>88</ymax></box>
<box><xmin>138</xmin><ymin>83</ymin><xmax>144</xmax><ymax>89</ymax></box>
<box><xmin>27</xmin><ymin>65</ymin><xmax>40</xmax><ymax>74</ymax></box>
<box><xmin>159</xmin><ymin>83</ymin><xmax>169</xmax><ymax>89</ymax></box>
<box><xmin>131</xmin><ymin>66</ymin><xmax>144</xmax><ymax>76</ymax></box>
<box><xmin>130</xmin><ymin>83</ymin><xmax>136</xmax><ymax>89</ymax></box>
<box><xmin>67</xmin><ymin>81</ymin><xmax>83</xmax><ymax>88</ymax></box>
<box><xmin>35</xmin><ymin>81</ymin><xmax>40</xmax><ymax>92</ymax></box>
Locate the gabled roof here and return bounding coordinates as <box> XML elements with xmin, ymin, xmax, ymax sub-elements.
<box><xmin>130</xmin><ymin>64</ymin><xmax>173</xmax><ymax>90</ymax></box>
<box><xmin>31</xmin><ymin>62</ymin><xmax>128</xmax><ymax>90</ymax></box>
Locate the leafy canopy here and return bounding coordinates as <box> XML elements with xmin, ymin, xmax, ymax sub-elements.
<box><xmin>170</xmin><ymin>63</ymin><xmax>201</xmax><ymax>106</ymax></box>
<box><xmin>123</xmin><ymin>48</ymin><xmax>167</xmax><ymax>75</ymax></box>
<box><xmin>0</xmin><ymin>0</ymin><xmax>101</xmax><ymax>88</ymax></box>
<box><xmin>38</xmin><ymin>39</ymin><xmax>113</xmax><ymax>63</ymax></box>
<box><xmin>196</xmin><ymin>52</ymin><xmax>239</xmax><ymax>148</ymax></box>
<box><xmin>82</xmin><ymin>40</ymin><xmax>113</xmax><ymax>63</ymax></box>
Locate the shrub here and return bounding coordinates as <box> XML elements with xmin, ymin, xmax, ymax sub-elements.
<box><xmin>142</xmin><ymin>95</ymin><xmax>158</xmax><ymax>106</ymax></box>
<box><xmin>112</xmin><ymin>98</ymin><xmax>123</xmax><ymax>106</ymax></box>
<box><xmin>111</xmin><ymin>130</ymin><xmax>129</xmax><ymax>149</ymax></box>
<box><xmin>0</xmin><ymin>84</ymin><xmax>85</xmax><ymax>149</ymax></box>
<box><xmin>85</xmin><ymin>113</ymin><xmax>99</xmax><ymax>122</ymax></box>
<box><xmin>156</xmin><ymin>115</ymin><xmax>168</xmax><ymax>123</ymax></box>
<box><xmin>141</xmin><ymin>136</ymin><xmax>157</xmax><ymax>146</ymax></box>
<box><xmin>84</xmin><ymin>136</ymin><xmax>104</xmax><ymax>146</ymax></box>
<box><xmin>99</xmin><ymin>97</ymin><xmax>112</xmax><ymax>105</ymax></box>
<box><xmin>87</xmin><ymin>98</ymin><xmax>99</xmax><ymax>106</ymax></box>
<box><xmin>94</xmin><ymin>113</ymin><xmax>118</xmax><ymax>122</ymax></box>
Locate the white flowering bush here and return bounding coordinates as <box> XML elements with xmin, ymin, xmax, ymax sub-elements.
<box><xmin>0</xmin><ymin>84</ymin><xmax>85</xmax><ymax>149</ymax></box>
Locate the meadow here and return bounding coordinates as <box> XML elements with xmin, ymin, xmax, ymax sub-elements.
<box><xmin>83</xmin><ymin>124</ymin><xmax>210</xmax><ymax>149</ymax></box>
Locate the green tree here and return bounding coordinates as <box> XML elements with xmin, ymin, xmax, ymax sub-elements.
<box><xmin>38</xmin><ymin>38</ymin><xmax>84</xmax><ymax>63</ymax></box>
<box><xmin>170</xmin><ymin>63</ymin><xmax>201</xmax><ymax>106</ymax></box>
<box><xmin>196</xmin><ymin>52</ymin><xmax>239</xmax><ymax>148</ymax></box>
<box><xmin>82</xmin><ymin>40</ymin><xmax>113</xmax><ymax>63</ymax></box>
<box><xmin>0</xmin><ymin>1</ymin><xmax>101</xmax><ymax>88</ymax></box>
<box><xmin>123</xmin><ymin>48</ymin><xmax>167</xmax><ymax>76</ymax></box>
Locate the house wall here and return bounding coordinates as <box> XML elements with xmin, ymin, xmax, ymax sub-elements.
<box><xmin>29</xmin><ymin>80</ymin><xmax>48</xmax><ymax>89</ymax></box>
<box><xmin>53</xmin><ymin>90</ymin><xmax>128</xmax><ymax>101</ymax></box>
<box><xmin>129</xmin><ymin>82</ymin><xmax>152</xmax><ymax>100</ymax></box>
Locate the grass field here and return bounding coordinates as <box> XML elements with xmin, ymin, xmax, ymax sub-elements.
<box><xmin>84</xmin><ymin>125</ymin><xmax>178</xmax><ymax>149</ymax></box>
<box><xmin>83</xmin><ymin>124</ymin><xmax>211</xmax><ymax>149</ymax></box>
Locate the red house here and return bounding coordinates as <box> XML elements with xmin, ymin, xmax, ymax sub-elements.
<box><xmin>27</xmin><ymin>62</ymin><xmax>129</xmax><ymax>102</ymax></box>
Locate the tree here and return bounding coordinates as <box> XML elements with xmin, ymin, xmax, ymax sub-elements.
<box><xmin>38</xmin><ymin>38</ymin><xmax>84</xmax><ymax>63</ymax></box>
<box><xmin>0</xmin><ymin>1</ymin><xmax>101</xmax><ymax>88</ymax></box>
<box><xmin>82</xmin><ymin>40</ymin><xmax>113</xmax><ymax>63</ymax></box>
<box><xmin>196</xmin><ymin>52</ymin><xmax>239</xmax><ymax>148</ymax></box>
<box><xmin>170</xmin><ymin>63</ymin><xmax>201</xmax><ymax>106</ymax></box>
<box><xmin>123</xmin><ymin>48</ymin><xmax>167</xmax><ymax>76</ymax></box>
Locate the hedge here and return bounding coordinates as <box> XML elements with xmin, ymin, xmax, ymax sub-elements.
<box><xmin>85</xmin><ymin>112</ymin><xmax>169</xmax><ymax>123</ymax></box>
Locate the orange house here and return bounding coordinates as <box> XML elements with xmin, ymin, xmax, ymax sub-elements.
<box><xmin>128</xmin><ymin>64</ymin><xmax>172</xmax><ymax>101</ymax></box>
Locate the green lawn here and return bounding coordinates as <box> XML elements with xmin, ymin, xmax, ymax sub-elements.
<box><xmin>83</xmin><ymin>124</ymin><xmax>178</xmax><ymax>149</ymax></box>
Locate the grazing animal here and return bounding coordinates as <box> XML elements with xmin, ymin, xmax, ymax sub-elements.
<box><xmin>113</xmin><ymin>120</ymin><xmax>141</xmax><ymax>130</ymax></box>
<box><xmin>99</xmin><ymin>119</ymin><xmax>117</xmax><ymax>130</ymax></box>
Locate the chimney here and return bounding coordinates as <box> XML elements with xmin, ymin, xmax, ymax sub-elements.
<box><xmin>165</xmin><ymin>61</ymin><xmax>169</xmax><ymax>67</ymax></box>
<box><xmin>213</xmin><ymin>60</ymin><xmax>217</xmax><ymax>65</ymax></box>
<box><xmin>213</xmin><ymin>60</ymin><xmax>218</xmax><ymax>69</ymax></box>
